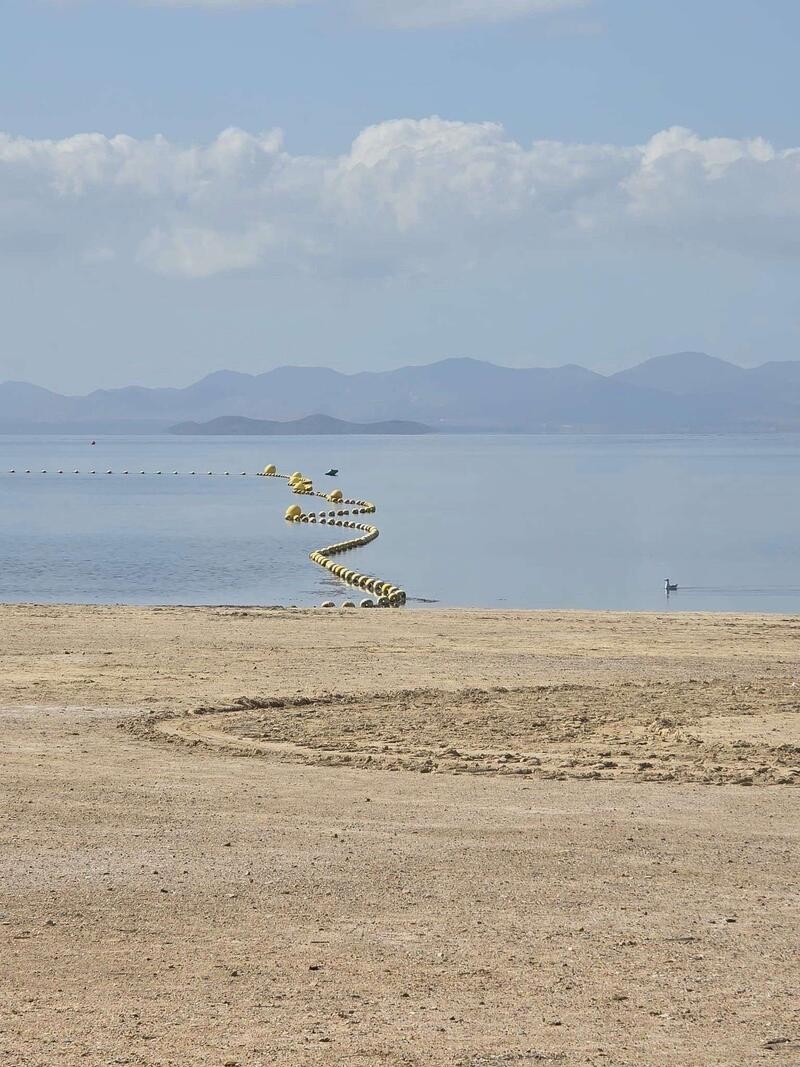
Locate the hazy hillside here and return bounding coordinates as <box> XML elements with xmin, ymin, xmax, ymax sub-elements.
<box><xmin>612</xmin><ymin>352</ymin><xmax>747</xmax><ymax>395</ymax></box>
<box><xmin>3</xmin><ymin>352</ymin><xmax>800</xmax><ymax>433</ymax></box>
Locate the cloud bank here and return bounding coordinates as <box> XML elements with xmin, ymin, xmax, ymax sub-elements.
<box><xmin>1</xmin><ymin>119</ymin><xmax>799</xmax><ymax>280</ymax></box>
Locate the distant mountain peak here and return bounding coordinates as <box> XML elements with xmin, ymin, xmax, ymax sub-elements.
<box><xmin>633</xmin><ymin>350</ymin><xmax>732</xmax><ymax>369</ymax></box>
<box><xmin>0</xmin><ymin>379</ymin><xmax>61</xmax><ymax>393</ymax></box>
<box><xmin>196</xmin><ymin>368</ymin><xmax>255</xmax><ymax>382</ymax></box>
<box><xmin>612</xmin><ymin>350</ymin><xmax>745</xmax><ymax>396</ymax></box>
<box><xmin>188</xmin><ymin>369</ymin><xmax>257</xmax><ymax>391</ymax></box>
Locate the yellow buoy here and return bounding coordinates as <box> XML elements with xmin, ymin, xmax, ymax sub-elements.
<box><xmin>284</xmin><ymin>504</ymin><xmax>303</xmax><ymax>520</ymax></box>
<box><xmin>263</xmin><ymin>464</ymin><xmax>277</xmax><ymax>475</ymax></box>
<box><xmin>327</xmin><ymin>489</ymin><xmax>343</xmax><ymax>503</ymax></box>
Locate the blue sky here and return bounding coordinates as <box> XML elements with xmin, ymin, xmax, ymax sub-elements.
<box><xmin>2</xmin><ymin>0</ymin><xmax>800</xmax><ymax>390</ymax></box>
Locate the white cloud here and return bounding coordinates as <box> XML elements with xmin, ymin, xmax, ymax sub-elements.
<box><xmin>142</xmin><ymin>0</ymin><xmax>587</xmax><ymax>27</ymax></box>
<box><xmin>1</xmin><ymin>120</ymin><xmax>799</xmax><ymax>279</ymax></box>
<box><xmin>350</xmin><ymin>0</ymin><xmax>588</xmax><ymax>29</ymax></box>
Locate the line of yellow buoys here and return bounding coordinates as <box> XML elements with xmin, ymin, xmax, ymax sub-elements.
<box><xmin>260</xmin><ymin>464</ymin><xmax>407</xmax><ymax>607</ymax></box>
<box><xmin>6</xmin><ymin>464</ymin><xmax>407</xmax><ymax>607</ymax></box>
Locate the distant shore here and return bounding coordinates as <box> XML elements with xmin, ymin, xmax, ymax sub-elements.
<box><xmin>168</xmin><ymin>413</ymin><xmax>435</xmax><ymax>435</ymax></box>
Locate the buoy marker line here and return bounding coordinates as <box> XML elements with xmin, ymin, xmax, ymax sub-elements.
<box><xmin>261</xmin><ymin>465</ymin><xmax>406</xmax><ymax>607</ymax></box>
<box><xmin>7</xmin><ymin>469</ymin><xmax>254</xmax><ymax>476</ymax></box>
<box><xmin>7</xmin><ymin>463</ymin><xmax>408</xmax><ymax>607</ymax></box>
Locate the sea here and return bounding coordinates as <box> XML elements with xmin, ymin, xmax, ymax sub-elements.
<box><xmin>1</xmin><ymin>433</ymin><xmax>799</xmax><ymax>613</ymax></box>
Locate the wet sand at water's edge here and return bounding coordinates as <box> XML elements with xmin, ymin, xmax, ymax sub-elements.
<box><xmin>1</xmin><ymin>605</ymin><xmax>798</xmax><ymax>1066</ymax></box>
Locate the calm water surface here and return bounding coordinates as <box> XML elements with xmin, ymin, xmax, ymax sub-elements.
<box><xmin>1</xmin><ymin>434</ymin><xmax>799</xmax><ymax>612</ymax></box>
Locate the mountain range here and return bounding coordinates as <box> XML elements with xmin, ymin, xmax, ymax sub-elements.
<box><xmin>3</xmin><ymin>351</ymin><xmax>800</xmax><ymax>433</ymax></box>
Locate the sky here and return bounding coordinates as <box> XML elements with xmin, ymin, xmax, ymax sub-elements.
<box><xmin>2</xmin><ymin>0</ymin><xmax>800</xmax><ymax>392</ymax></box>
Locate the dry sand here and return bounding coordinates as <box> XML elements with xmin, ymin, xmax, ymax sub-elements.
<box><xmin>1</xmin><ymin>604</ymin><xmax>798</xmax><ymax>1066</ymax></box>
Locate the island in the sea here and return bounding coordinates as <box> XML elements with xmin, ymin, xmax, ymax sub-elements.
<box><xmin>169</xmin><ymin>413</ymin><xmax>435</xmax><ymax>435</ymax></box>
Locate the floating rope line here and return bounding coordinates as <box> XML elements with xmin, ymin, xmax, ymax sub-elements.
<box><xmin>7</xmin><ymin>463</ymin><xmax>408</xmax><ymax>607</ymax></box>
<box><xmin>261</xmin><ymin>465</ymin><xmax>407</xmax><ymax>607</ymax></box>
<box><xmin>6</xmin><ymin>469</ymin><xmax>253</xmax><ymax>476</ymax></box>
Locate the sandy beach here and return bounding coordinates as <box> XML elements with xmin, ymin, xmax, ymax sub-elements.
<box><xmin>1</xmin><ymin>605</ymin><xmax>799</xmax><ymax>1066</ymax></box>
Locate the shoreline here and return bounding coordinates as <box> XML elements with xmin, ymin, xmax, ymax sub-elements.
<box><xmin>3</xmin><ymin>599</ymin><xmax>800</xmax><ymax>614</ymax></box>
